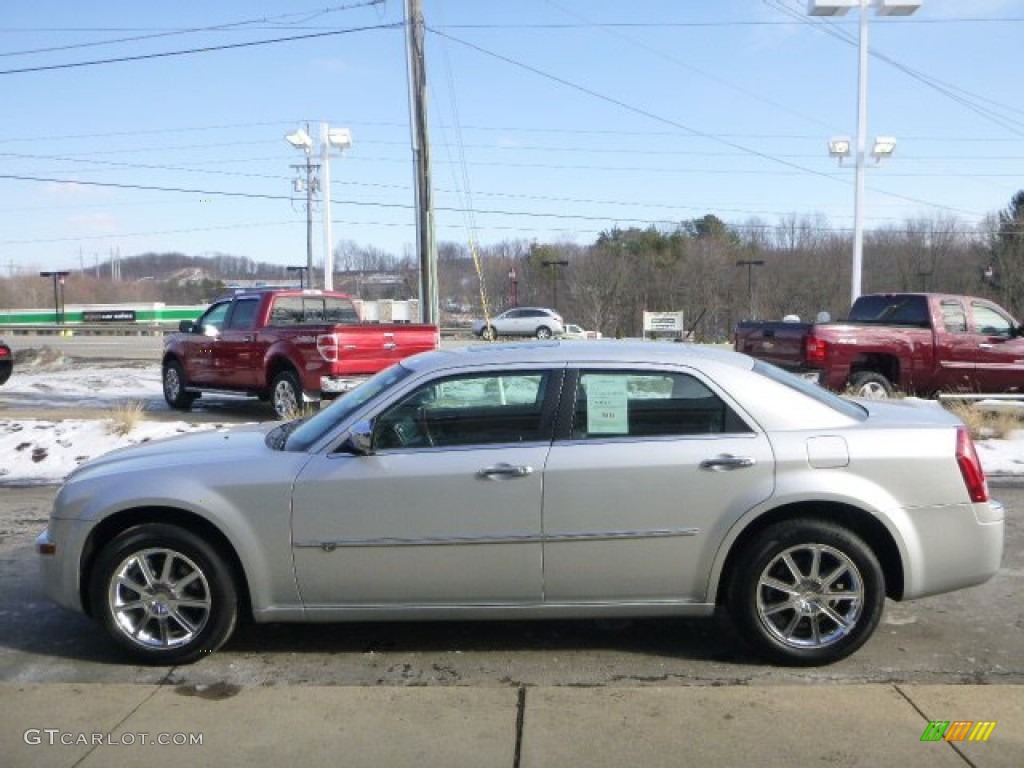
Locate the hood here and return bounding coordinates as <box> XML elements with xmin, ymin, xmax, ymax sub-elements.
<box><xmin>65</xmin><ymin>422</ymin><xmax>279</xmax><ymax>483</ymax></box>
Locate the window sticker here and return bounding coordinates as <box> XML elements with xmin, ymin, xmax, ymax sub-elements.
<box><xmin>585</xmin><ymin>375</ymin><xmax>629</xmax><ymax>434</ymax></box>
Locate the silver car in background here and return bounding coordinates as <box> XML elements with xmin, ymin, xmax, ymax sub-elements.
<box><xmin>37</xmin><ymin>342</ymin><xmax>1003</xmax><ymax>666</ymax></box>
<box><xmin>472</xmin><ymin>307</ymin><xmax>564</xmax><ymax>339</ymax></box>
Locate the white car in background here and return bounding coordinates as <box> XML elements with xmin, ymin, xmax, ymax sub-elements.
<box><xmin>563</xmin><ymin>323</ymin><xmax>602</xmax><ymax>340</ymax></box>
<box><xmin>472</xmin><ymin>307</ymin><xmax>564</xmax><ymax>340</ymax></box>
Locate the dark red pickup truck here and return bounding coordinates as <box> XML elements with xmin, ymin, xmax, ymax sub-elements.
<box><xmin>735</xmin><ymin>292</ymin><xmax>1024</xmax><ymax>397</ymax></box>
<box><xmin>162</xmin><ymin>289</ymin><xmax>438</xmax><ymax>418</ymax></box>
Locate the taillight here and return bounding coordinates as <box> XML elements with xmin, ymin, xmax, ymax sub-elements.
<box><xmin>805</xmin><ymin>334</ymin><xmax>827</xmax><ymax>365</ymax></box>
<box><xmin>956</xmin><ymin>426</ymin><xmax>989</xmax><ymax>503</ymax></box>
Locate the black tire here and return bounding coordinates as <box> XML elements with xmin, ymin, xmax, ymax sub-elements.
<box><xmin>727</xmin><ymin>519</ymin><xmax>884</xmax><ymax>666</ymax></box>
<box><xmin>535</xmin><ymin>325</ymin><xmax>553</xmax><ymax>339</ymax></box>
<box><xmin>849</xmin><ymin>371</ymin><xmax>894</xmax><ymax>399</ymax></box>
<box><xmin>270</xmin><ymin>370</ymin><xmax>302</xmax><ymax>420</ymax></box>
<box><xmin>162</xmin><ymin>359</ymin><xmax>196</xmax><ymax>410</ymax></box>
<box><xmin>0</xmin><ymin>361</ymin><xmax>11</xmax><ymax>386</ymax></box>
<box><xmin>482</xmin><ymin>325</ymin><xmax>497</xmax><ymax>341</ymax></box>
<box><xmin>89</xmin><ymin>524</ymin><xmax>238</xmax><ymax>665</ymax></box>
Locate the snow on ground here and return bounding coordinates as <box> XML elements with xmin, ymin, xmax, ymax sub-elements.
<box><xmin>1</xmin><ymin>356</ymin><xmax>1023</xmax><ymax>485</ymax></box>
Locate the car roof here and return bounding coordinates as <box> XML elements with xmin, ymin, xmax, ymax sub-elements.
<box><xmin>404</xmin><ymin>340</ymin><xmax>755</xmax><ymax>374</ymax></box>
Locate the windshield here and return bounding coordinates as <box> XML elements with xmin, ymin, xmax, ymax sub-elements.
<box><xmin>752</xmin><ymin>361</ymin><xmax>867</xmax><ymax>421</ymax></box>
<box><xmin>281</xmin><ymin>363</ymin><xmax>414</xmax><ymax>451</ymax></box>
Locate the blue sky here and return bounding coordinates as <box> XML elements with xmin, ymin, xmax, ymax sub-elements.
<box><xmin>2</xmin><ymin>0</ymin><xmax>1023</xmax><ymax>276</ymax></box>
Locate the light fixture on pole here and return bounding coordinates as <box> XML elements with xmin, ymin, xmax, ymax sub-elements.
<box><xmin>808</xmin><ymin>0</ymin><xmax>922</xmax><ymax>303</ymax></box>
<box><xmin>319</xmin><ymin>124</ymin><xmax>352</xmax><ymax>292</ymax></box>
<box><xmin>285</xmin><ymin>124</ymin><xmax>351</xmax><ymax>291</ymax></box>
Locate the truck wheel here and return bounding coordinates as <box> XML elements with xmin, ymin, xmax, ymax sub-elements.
<box><xmin>727</xmin><ymin>519</ymin><xmax>884</xmax><ymax>666</ymax></box>
<box><xmin>162</xmin><ymin>360</ymin><xmax>196</xmax><ymax>410</ymax></box>
<box><xmin>89</xmin><ymin>523</ymin><xmax>239</xmax><ymax>664</ymax></box>
<box><xmin>271</xmin><ymin>370</ymin><xmax>302</xmax><ymax>420</ymax></box>
<box><xmin>849</xmin><ymin>371</ymin><xmax>894</xmax><ymax>399</ymax></box>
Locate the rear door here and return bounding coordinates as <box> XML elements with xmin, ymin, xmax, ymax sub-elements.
<box><xmin>541</xmin><ymin>366</ymin><xmax>774</xmax><ymax>604</ymax></box>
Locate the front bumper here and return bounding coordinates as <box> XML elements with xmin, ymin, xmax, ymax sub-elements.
<box><xmin>36</xmin><ymin>521</ymin><xmax>88</xmax><ymax>615</ymax></box>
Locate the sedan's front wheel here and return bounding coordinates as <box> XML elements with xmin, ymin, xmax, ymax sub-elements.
<box><xmin>90</xmin><ymin>524</ymin><xmax>238</xmax><ymax>665</ymax></box>
<box><xmin>728</xmin><ymin>520</ymin><xmax>884</xmax><ymax>666</ymax></box>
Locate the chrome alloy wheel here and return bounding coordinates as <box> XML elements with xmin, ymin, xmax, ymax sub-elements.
<box><xmin>272</xmin><ymin>376</ymin><xmax>300</xmax><ymax>419</ymax></box>
<box><xmin>755</xmin><ymin>543</ymin><xmax>864</xmax><ymax>650</ymax></box>
<box><xmin>163</xmin><ymin>366</ymin><xmax>181</xmax><ymax>401</ymax></box>
<box><xmin>107</xmin><ymin>548</ymin><xmax>212</xmax><ymax>650</ymax></box>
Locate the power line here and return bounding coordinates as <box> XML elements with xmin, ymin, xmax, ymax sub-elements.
<box><xmin>0</xmin><ymin>2</ymin><xmax>384</xmax><ymax>59</ymax></box>
<box><xmin>0</xmin><ymin>21</ymin><xmax>402</xmax><ymax>76</ymax></box>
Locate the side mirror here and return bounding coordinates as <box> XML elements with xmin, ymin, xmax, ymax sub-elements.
<box><xmin>339</xmin><ymin>419</ymin><xmax>374</xmax><ymax>456</ymax></box>
<box><xmin>179</xmin><ymin>320</ymin><xmax>198</xmax><ymax>333</ymax></box>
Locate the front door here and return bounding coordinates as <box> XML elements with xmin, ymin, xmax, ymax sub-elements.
<box><xmin>290</xmin><ymin>367</ymin><xmax>560</xmax><ymax>608</ymax></box>
<box><xmin>969</xmin><ymin>300</ymin><xmax>1024</xmax><ymax>393</ymax></box>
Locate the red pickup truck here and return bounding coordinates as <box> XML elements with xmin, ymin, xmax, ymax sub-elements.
<box><xmin>735</xmin><ymin>292</ymin><xmax>1024</xmax><ymax>398</ymax></box>
<box><xmin>162</xmin><ymin>289</ymin><xmax>438</xmax><ymax>418</ymax></box>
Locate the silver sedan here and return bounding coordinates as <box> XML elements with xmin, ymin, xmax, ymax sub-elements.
<box><xmin>37</xmin><ymin>341</ymin><xmax>1004</xmax><ymax>666</ymax></box>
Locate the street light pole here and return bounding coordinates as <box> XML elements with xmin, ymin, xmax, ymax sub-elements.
<box><xmin>809</xmin><ymin>0</ymin><xmax>922</xmax><ymax>303</ymax></box>
<box><xmin>508</xmin><ymin>268</ymin><xmax>518</xmax><ymax>308</ymax></box>
<box><xmin>287</xmin><ymin>265</ymin><xmax>309</xmax><ymax>290</ymax></box>
<box><xmin>851</xmin><ymin>1</ymin><xmax>870</xmax><ymax>304</ymax></box>
<box><xmin>39</xmin><ymin>270</ymin><xmax>70</xmax><ymax>324</ymax></box>
<box><xmin>543</xmin><ymin>259</ymin><xmax>568</xmax><ymax>311</ymax></box>
<box><xmin>736</xmin><ymin>260</ymin><xmax>765</xmax><ymax>320</ymax></box>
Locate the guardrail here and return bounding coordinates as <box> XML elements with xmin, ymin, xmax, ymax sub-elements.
<box><xmin>2</xmin><ymin>323</ymin><xmax>475</xmax><ymax>339</ymax></box>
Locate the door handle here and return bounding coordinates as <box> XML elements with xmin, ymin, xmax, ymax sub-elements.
<box><xmin>383</xmin><ymin>342</ymin><xmax>398</xmax><ymax>350</ymax></box>
<box><xmin>243</xmin><ymin>335</ymin><xmax>254</xmax><ymax>342</ymax></box>
<box><xmin>978</xmin><ymin>343</ymin><xmax>993</xmax><ymax>349</ymax></box>
<box><xmin>700</xmin><ymin>455</ymin><xmax>755</xmax><ymax>471</ymax></box>
<box><xmin>477</xmin><ymin>463</ymin><xmax>534</xmax><ymax>479</ymax></box>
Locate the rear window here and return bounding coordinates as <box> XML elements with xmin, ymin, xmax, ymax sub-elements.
<box><xmin>752</xmin><ymin>362</ymin><xmax>867</xmax><ymax>421</ymax></box>
<box><xmin>847</xmin><ymin>295</ymin><xmax>930</xmax><ymax>327</ymax></box>
<box><xmin>269</xmin><ymin>295</ymin><xmax>359</xmax><ymax>326</ymax></box>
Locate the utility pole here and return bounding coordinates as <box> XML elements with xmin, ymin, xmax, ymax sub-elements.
<box><xmin>405</xmin><ymin>0</ymin><xmax>438</xmax><ymax>324</ymax></box>
<box><xmin>289</xmin><ymin>125</ymin><xmax>320</xmax><ymax>285</ymax></box>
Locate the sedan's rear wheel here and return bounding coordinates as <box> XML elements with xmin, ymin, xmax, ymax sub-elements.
<box><xmin>90</xmin><ymin>524</ymin><xmax>238</xmax><ymax>664</ymax></box>
<box><xmin>728</xmin><ymin>520</ymin><xmax>884</xmax><ymax>666</ymax></box>
<box><xmin>535</xmin><ymin>325</ymin><xmax>552</xmax><ymax>339</ymax></box>
<box><xmin>482</xmin><ymin>325</ymin><xmax>497</xmax><ymax>341</ymax></box>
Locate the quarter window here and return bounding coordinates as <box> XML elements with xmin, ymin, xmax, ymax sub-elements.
<box><xmin>570</xmin><ymin>371</ymin><xmax>749</xmax><ymax>439</ymax></box>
